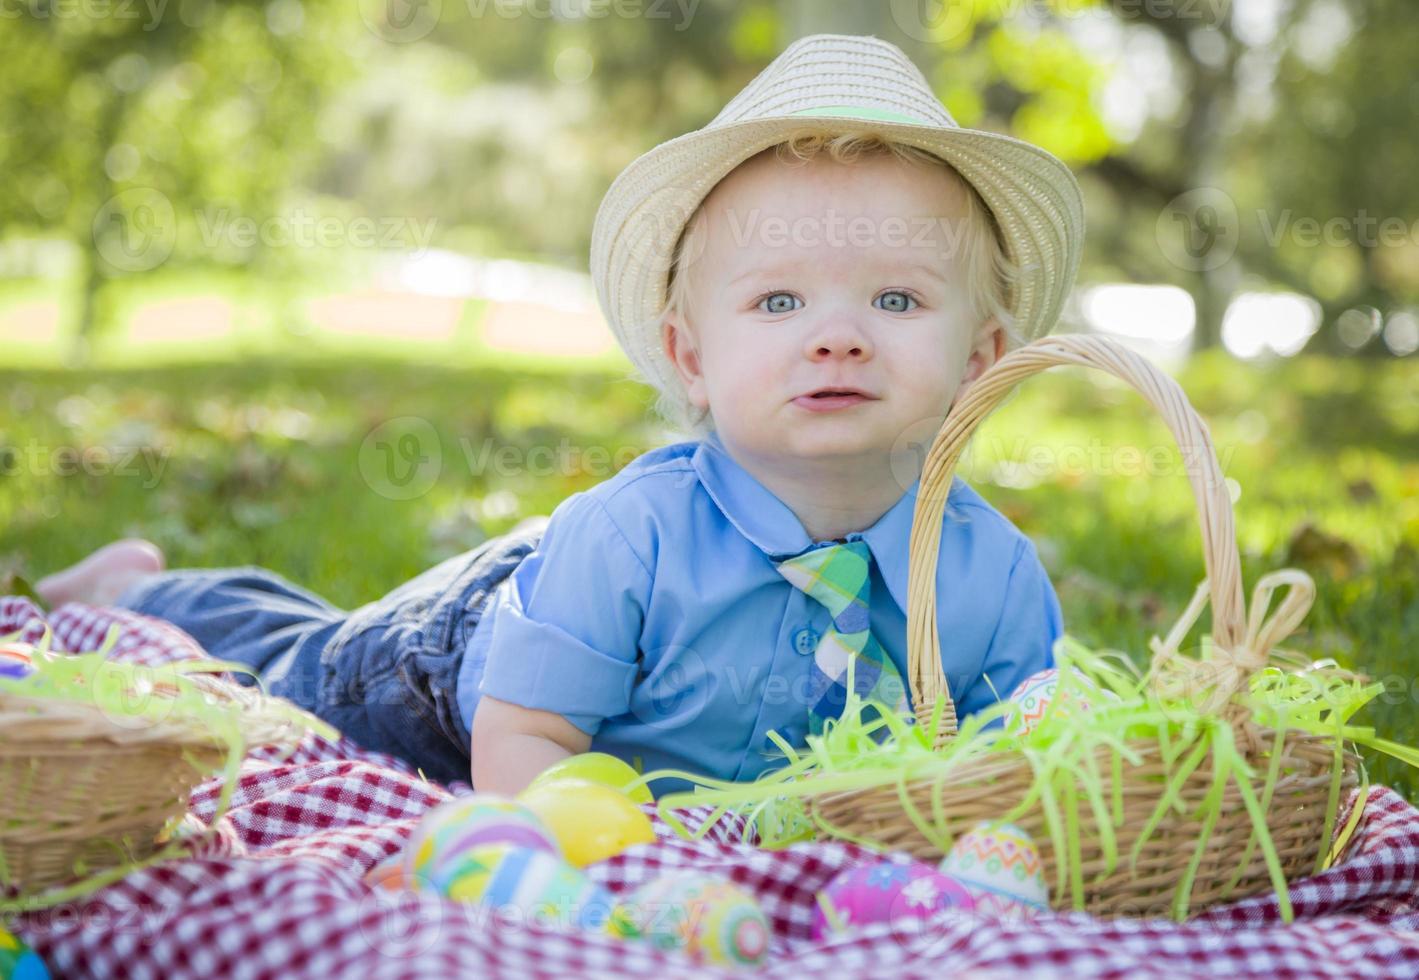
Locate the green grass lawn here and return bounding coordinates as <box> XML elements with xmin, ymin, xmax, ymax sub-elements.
<box><xmin>2</xmin><ymin>348</ymin><xmax>1416</xmax><ymax>796</ymax></box>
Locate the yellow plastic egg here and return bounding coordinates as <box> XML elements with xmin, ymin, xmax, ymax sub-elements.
<box><xmin>517</xmin><ymin>777</ymin><xmax>656</xmax><ymax>866</ymax></box>
<box><xmin>526</xmin><ymin>752</ymin><xmax>654</xmax><ymax>803</ymax></box>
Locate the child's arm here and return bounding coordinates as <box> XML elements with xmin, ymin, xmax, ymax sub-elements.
<box><xmin>470</xmin><ymin>492</ymin><xmax>651</xmax><ymax>791</ymax></box>
<box><xmin>471</xmin><ymin>694</ymin><xmax>591</xmax><ymax>796</ymax></box>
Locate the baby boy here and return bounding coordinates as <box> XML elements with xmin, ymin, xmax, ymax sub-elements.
<box><xmin>37</xmin><ymin>34</ymin><xmax>1085</xmax><ymax>798</ymax></box>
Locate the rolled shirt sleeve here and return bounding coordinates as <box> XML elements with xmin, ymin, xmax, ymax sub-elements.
<box><xmin>956</xmin><ymin>537</ymin><xmax>1064</xmax><ymax>721</ymax></box>
<box><xmin>477</xmin><ymin>492</ymin><xmax>651</xmax><ymax>736</ymax></box>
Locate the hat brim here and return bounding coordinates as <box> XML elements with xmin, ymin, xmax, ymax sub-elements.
<box><xmin>590</xmin><ymin>114</ymin><xmax>1085</xmax><ymax>399</ymax></box>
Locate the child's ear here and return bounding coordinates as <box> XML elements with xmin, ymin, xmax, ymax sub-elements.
<box><xmin>662</xmin><ymin>314</ymin><xmax>710</xmax><ymax>411</ymax></box>
<box><xmin>952</xmin><ymin>319</ymin><xmax>1006</xmax><ymax>405</ymax></box>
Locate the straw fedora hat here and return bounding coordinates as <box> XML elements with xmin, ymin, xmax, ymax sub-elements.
<box><xmin>590</xmin><ymin>33</ymin><xmax>1085</xmax><ymax>400</ymax></box>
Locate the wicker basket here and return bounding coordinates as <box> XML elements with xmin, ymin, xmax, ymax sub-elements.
<box><xmin>805</xmin><ymin>334</ymin><xmax>1361</xmax><ymax>919</ymax></box>
<box><xmin>1</xmin><ymin>655</ymin><xmax>311</xmax><ymax>897</ymax></box>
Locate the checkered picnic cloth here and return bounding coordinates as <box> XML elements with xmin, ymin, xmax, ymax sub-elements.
<box><xmin>3</xmin><ymin>594</ymin><xmax>1419</xmax><ymax>979</ymax></box>
<box><xmin>775</xmin><ymin>540</ymin><xmax>911</xmax><ymax>736</ymax></box>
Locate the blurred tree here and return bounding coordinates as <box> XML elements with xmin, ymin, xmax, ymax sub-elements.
<box><xmin>1046</xmin><ymin>0</ymin><xmax>1416</xmax><ymax>354</ymax></box>
<box><xmin>0</xmin><ymin>0</ymin><xmax>354</xmax><ymax>362</ymax></box>
<box><xmin>1236</xmin><ymin>0</ymin><xmax>1419</xmax><ymax>355</ymax></box>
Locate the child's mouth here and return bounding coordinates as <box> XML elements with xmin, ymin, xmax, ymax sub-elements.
<box><xmin>793</xmin><ymin>390</ymin><xmax>874</xmax><ymax>412</ymax></box>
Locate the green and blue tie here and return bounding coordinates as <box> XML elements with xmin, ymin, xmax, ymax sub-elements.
<box><xmin>774</xmin><ymin>539</ymin><xmax>912</xmax><ymax>737</ymax></box>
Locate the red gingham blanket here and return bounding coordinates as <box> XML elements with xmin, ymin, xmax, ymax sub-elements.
<box><xmin>3</xmin><ymin>595</ymin><xmax>1419</xmax><ymax>979</ymax></box>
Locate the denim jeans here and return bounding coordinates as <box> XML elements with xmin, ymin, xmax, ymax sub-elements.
<box><xmin>113</xmin><ymin>522</ymin><xmax>546</xmax><ymax>786</ymax></box>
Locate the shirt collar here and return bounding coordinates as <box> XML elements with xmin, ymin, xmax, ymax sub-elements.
<box><xmin>690</xmin><ymin>430</ymin><xmax>920</xmax><ymax>615</ymax></box>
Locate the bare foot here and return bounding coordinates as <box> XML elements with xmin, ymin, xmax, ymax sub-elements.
<box><xmin>35</xmin><ymin>538</ymin><xmax>166</xmax><ymax>608</ymax></box>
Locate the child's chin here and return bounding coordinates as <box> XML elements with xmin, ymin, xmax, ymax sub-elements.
<box><xmin>778</xmin><ymin>427</ymin><xmax>892</xmax><ymax>461</ymax></box>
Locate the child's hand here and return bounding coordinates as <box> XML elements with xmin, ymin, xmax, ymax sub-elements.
<box><xmin>470</xmin><ymin>695</ymin><xmax>592</xmax><ymax>795</ymax></box>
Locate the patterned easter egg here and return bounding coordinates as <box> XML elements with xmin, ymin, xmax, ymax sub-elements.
<box><xmin>0</xmin><ymin>923</ymin><xmax>50</xmax><ymax>980</ymax></box>
<box><xmin>441</xmin><ymin>844</ymin><xmax>616</xmax><ymax>931</ymax></box>
<box><xmin>609</xmin><ymin>871</ymin><xmax>770</xmax><ymax>967</ymax></box>
<box><xmin>938</xmin><ymin>821</ymin><xmax>1049</xmax><ymax>919</ymax></box>
<box><xmin>1006</xmin><ymin>668</ymin><xmax>1063</xmax><ymax>735</ymax></box>
<box><xmin>812</xmin><ymin>858</ymin><xmax>975</xmax><ymax>940</ymax></box>
<box><xmin>405</xmin><ymin>793</ymin><xmax>560</xmax><ymax>891</ymax></box>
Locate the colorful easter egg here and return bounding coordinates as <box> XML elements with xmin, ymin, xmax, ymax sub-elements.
<box><xmin>1006</xmin><ymin>667</ymin><xmax>1060</xmax><ymax>735</ymax></box>
<box><xmin>526</xmin><ymin>752</ymin><xmax>654</xmax><ymax>803</ymax></box>
<box><xmin>811</xmin><ymin>857</ymin><xmax>975</xmax><ymax>939</ymax></box>
<box><xmin>0</xmin><ymin>923</ymin><xmax>50</xmax><ymax>980</ymax></box>
<box><xmin>441</xmin><ymin>844</ymin><xmax>616</xmax><ymax>931</ymax></box>
<box><xmin>609</xmin><ymin>871</ymin><xmax>770</xmax><ymax>967</ymax></box>
<box><xmin>0</xmin><ymin>643</ymin><xmax>34</xmax><ymax>682</ymax></box>
<box><xmin>938</xmin><ymin>821</ymin><xmax>1049</xmax><ymax>919</ymax></box>
<box><xmin>1007</xmin><ymin>667</ymin><xmax>1115</xmax><ymax>736</ymax></box>
<box><xmin>405</xmin><ymin>793</ymin><xmax>560</xmax><ymax>891</ymax></box>
<box><xmin>517</xmin><ymin>778</ymin><xmax>655</xmax><ymax>867</ymax></box>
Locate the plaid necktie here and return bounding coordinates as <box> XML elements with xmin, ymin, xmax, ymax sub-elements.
<box><xmin>774</xmin><ymin>539</ymin><xmax>912</xmax><ymax>737</ymax></box>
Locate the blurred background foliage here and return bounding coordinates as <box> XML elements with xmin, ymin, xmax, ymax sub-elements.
<box><xmin>1</xmin><ymin>0</ymin><xmax>1416</xmax><ymax>357</ymax></box>
<box><xmin>0</xmin><ymin>0</ymin><xmax>1416</xmax><ymax>792</ymax></box>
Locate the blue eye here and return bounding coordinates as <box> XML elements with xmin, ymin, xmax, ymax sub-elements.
<box><xmin>759</xmin><ymin>292</ymin><xmax>802</xmax><ymax>314</ymax></box>
<box><xmin>874</xmin><ymin>291</ymin><xmax>918</xmax><ymax>313</ymax></box>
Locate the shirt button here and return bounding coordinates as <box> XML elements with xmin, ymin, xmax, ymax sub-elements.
<box><xmin>793</xmin><ymin>627</ymin><xmax>819</xmax><ymax>655</ymax></box>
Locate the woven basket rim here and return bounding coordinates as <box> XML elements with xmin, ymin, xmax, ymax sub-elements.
<box><xmin>0</xmin><ymin>659</ymin><xmax>311</xmax><ymax>752</ymax></box>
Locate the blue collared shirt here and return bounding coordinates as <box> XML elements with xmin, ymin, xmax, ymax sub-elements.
<box><xmin>458</xmin><ymin>431</ymin><xmax>1062</xmax><ymax>797</ymax></box>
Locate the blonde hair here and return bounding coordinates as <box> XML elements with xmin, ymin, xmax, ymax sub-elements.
<box><xmin>652</xmin><ymin>130</ymin><xmax>1023</xmax><ymax>438</ymax></box>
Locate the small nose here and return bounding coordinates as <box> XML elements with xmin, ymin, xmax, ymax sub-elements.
<box><xmin>805</xmin><ymin>320</ymin><xmax>873</xmax><ymax>362</ymax></box>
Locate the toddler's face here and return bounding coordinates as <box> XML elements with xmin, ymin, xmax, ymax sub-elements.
<box><xmin>663</xmin><ymin>149</ymin><xmax>1001</xmax><ymax>474</ymax></box>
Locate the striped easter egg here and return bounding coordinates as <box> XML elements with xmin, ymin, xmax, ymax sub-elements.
<box><xmin>442</xmin><ymin>844</ymin><xmax>616</xmax><ymax>931</ymax></box>
<box><xmin>405</xmin><ymin>793</ymin><xmax>560</xmax><ymax>892</ymax></box>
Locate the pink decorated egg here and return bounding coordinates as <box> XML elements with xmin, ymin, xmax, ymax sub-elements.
<box><xmin>812</xmin><ymin>858</ymin><xmax>975</xmax><ymax>939</ymax></box>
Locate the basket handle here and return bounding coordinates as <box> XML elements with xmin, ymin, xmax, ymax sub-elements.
<box><xmin>905</xmin><ymin>334</ymin><xmax>1249</xmax><ymax>744</ymax></box>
